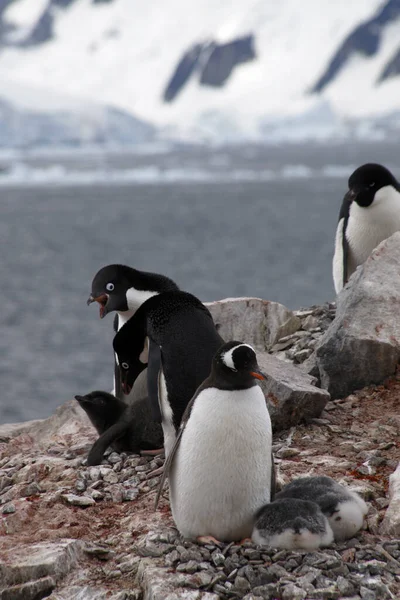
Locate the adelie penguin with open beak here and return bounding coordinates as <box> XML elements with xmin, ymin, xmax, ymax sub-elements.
<box><xmin>87</xmin><ymin>264</ymin><xmax>179</xmax><ymax>399</ymax></box>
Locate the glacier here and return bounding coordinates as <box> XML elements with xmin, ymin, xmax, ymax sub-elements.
<box><xmin>0</xmin><ymin>0</ymin><xmax>399</xmax><ymax>144</ymax></box>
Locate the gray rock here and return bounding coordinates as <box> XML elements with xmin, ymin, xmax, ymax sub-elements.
<box><xmin>206</xmin><ymin>297</ymin><xmax>301</xmax><ymax>351</ymax></box>
<box><xmin>0</xmin><ymin>575</ymin><xmax>56</xmax><ymax>600</ymax></box>
<box><xmin>0</xmin><ymin>539</ymin><xmax>83</xmax><ymax>587</ymax></box>
<box><xmin>315</xmin><ymin>233</ymin><xmax>400</xmax><ymax>398</ymax></box>
<box><xmin>61</xmin><ymin>494</ymin><xmax>95</xmax><ymax>507</ymax></box>
<box><xmin>257</xmin><ymin>352</ymin><xmax>330</xmax><ymax>430</ymax></box>
<box><xmin>282</xmin><ymin>583</ymin><xmax>307</xmax><ymax>600</ymax></box>
<box><xmin>381</xmin><ymin>462</ymin><xmax>400</xmax><ymax>536</ymax></box>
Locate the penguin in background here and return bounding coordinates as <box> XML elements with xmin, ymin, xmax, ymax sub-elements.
<box><xmin>154</xmin><ymin>341</ymin><xmax>274</xmax><ymax>543</ymax></box>
<box><xmin>87</xmin><ymin>264</ymin><xmax>179</xmax><ymax>399</ymax></box>
<box><xmin>75</xmin><ymin>370</ymin><xmax>163</xmax><ymax>466</ymax></box>
<box><xmin>113</xmin><ymin>290</ymin><xmax>224</xmax><ymax>457</ymax></box>
<box><xmin>275</xmin><ymin>475</ymin><xmax>368</xmax><ymax>541</ymax></box>
<box><xmin>252</xmin><ymin>497</ymin><xmax>334</xmax><ymax>550</ymax></box>
<box><xmin>333</xmin><ymin>163</ymin><xmax>400</xmax><ymax>294</ymax></box>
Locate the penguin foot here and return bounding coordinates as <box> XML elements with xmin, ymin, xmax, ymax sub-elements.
<box><xmin>146</xmin><ymin>466</ymin><xmax>164</xmax><ymax>479</ymax></box>
<box><xmin>239</xmin><ymin>538</ymin><xmax>252</xmax><ymax>545</ymax></box>
<box><xmin>196</xmin><ymin>536</ymin><xmax>223</xmax><ymax>547</ymax></box>
<box><xmin>140</xmin><ymin>448</ymin><xmax>165</xmax><ymax>457</ymax></box>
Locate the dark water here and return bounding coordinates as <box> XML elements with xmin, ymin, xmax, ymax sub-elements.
<box><xmin>0</xmin><ymin>141</ymin><xmax>398</xmax><ymax>423</ymax></box>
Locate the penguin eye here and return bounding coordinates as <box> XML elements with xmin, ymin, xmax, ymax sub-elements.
<box><xmin>106</xmin><ymin>282</ymin><xmax>114</xmax><ymax>292</ymax></box>
<box><xmin>369</xmin><ymin>182</ymin><xmax>375</xmax><ymax>188</ymax></box>
<box><xmin>121</xmin><ymin>362</ymin><xmax>129</xmax><ymax>370</ymax></box>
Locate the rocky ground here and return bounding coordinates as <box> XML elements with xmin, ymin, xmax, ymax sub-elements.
<box><xmin>1</xmin><ymin>361</ymin><xmax>400</xmax><ymax>599</ymax></box>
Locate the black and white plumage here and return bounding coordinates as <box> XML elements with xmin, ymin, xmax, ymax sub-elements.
<box><xmin>155</xmin><ymin>341</ymin><xmax>274</xmax><ymax>543</ymax></box>
<box><xmin>333</xmin><ymin>163</ymin><xmax>400</xmax><ymax>294</ymax></box>
<box><xmin>75</xmin><ymin>375</ymin><xmax>163</xmax><ymax>466</ymax></box>
<box><xmin>87</xmin><ymin>264</ymin><xmax>179</xmax><ymax>399</ymax></box>
<box><xmin>252</xmin><ymin>498</ymin><xmax>334</xmax><ymax>550</ymax></box>
<box><xmin>275</xmin><ymin>476</ymin><xmax>368</xmax><ymax>541</ymax></box>
<box><xmin>113</xmin><ymin>290</ymin><xmax>224</xmax><ymax>457</ymax></box>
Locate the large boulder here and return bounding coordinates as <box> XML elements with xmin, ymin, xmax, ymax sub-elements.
<box><xmin>314</xmin><ymin>232</ymin><xmax>400</xmax><ymax>399</ymax></box>
<box><xmin>206</xmin><ymin>297</ymin><xmax>301</xmax><ymax>351</ymax></box>
<box><xmin>257</xmin><ymin>352</ymin><xmax>330</xmax><ymax>430</ymax></box>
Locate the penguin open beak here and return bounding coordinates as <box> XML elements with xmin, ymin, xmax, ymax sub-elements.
<box><xmin>87</xmin><ymin>294</ymin><xmax>108</xmax><ymax>318</ymax></box>
<box><xmin>250</xmin><ymin>369</ymin><xmax>267</xmax><ymax>381</ymax></box>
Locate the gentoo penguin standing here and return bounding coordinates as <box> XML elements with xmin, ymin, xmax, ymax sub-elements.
<box><xmin>333</xmin><ymin>163</ymin><xmax>400</xmax><ymax>293</ymax></box>
<box><xmin>87</xmin><ymin>264</ymin><xmax>179</xmax><ymax>399</ymax></box>
<box><xmin>275</xmin><ymin>475</ymin><xmax>368</xmax><ymax>541</ymax></box>
<box><xmin>113</xmin><ymin>290</ymin><xmax>224</xmax><ymax>457</ymax></box>
<box><xmin>75</xmin><ymin>373</ymin><xmax>163</xmax><ymax>465</ymax></box>
<box><xmin>155</xmin><ymin>341</ymin><xmax>274</xmax><ymax>543</ymax></box>
<box><xmin>252</xmin><ymin>498</ymin><xmax>334</xmax><ymax>550</ymax></box>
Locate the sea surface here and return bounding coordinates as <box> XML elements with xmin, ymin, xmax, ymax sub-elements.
<box><xmin>1</xmin><ymin>140</ymin><xmax>398</xmax><ymax>423</ymax></box>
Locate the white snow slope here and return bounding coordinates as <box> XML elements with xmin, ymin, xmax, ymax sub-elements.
<box><xmin>1</xmin><ymin>0</ymin><xmax>400</xmax><ymax>142</ymax></box>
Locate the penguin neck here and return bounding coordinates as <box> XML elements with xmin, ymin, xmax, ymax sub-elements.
<box><xmin>117</xmin><ymin>289</ymin><xmax>160</xmax><ymax>329</ymax></box>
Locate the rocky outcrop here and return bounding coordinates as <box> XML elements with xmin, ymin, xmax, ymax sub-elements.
<box><xmin>206</xmin><ymin>297</ymin><xmax>301</xmax><ymax>351</ymax></box>
<box><xmin>258</xmin><ymin>353</ymin><xmax>330</xmax><ymax>430</ymax></box>
<box><xmin>312</xmin><ymin>233</ymin><xmax>400</xmax><ymax>399</ymax></box>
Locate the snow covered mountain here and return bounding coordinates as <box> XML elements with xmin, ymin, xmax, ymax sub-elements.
<box><xmin>0</xmin><ymin>0</ymin><xmax>399</xmax><ymax>144</ymax></box>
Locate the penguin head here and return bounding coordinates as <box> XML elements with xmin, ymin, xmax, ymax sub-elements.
<box><xmin>87</xmin><ymin>264</ymin><xmax>134</xmax><ymax>318</ymax></box>
<box><xmin>348</xmin><ymin>163</ymin><xmax>400</xmax><ymax>208</ymax></box>
<box><xmin>75</xmin><ymin>391</ymin><xmax>126</xmax><ymax>429</ymax></box>
<box><xmin>214</xmin><ymin>341</ymin><xmax>266</xmax><ymax>387</ymax></box>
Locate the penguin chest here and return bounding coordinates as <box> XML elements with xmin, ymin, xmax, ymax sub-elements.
<box><xmin>169</xmin><ymin>386</ymin><xmax>273</xmax><ymax>541</ymax></box>
<box><xmin>346</xmin><ymin>199</ymin><xmax>400</xmax><ymax>271</ymax></box>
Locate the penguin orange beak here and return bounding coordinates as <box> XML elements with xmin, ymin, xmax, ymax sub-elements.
<box><xmin>87</xmin><ymin>294</ymin><xmax>108</xmax><ymax>318</ymax></box>
<box><xmin>250</xmin><ymin>370</ymin><xmax>267</xmax><ymax>381</ymax></box>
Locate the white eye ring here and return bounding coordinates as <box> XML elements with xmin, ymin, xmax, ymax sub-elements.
<box><xmin>121</xmin><ymin>362</ymin><xmax>129</xmax><ymax>370</ymax></box>
<box><xmin>106</xmin><ymin>282</ymin><xmax>114</xmax><ymax>291</ymax></box>
<box><xmin>369</xmin><ymin>182</ymin><xmax>375</xmax><ymax>188</ymax></box>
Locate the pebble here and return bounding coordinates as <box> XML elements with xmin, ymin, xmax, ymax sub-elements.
<box><xmin>282</xmin><ymin>583</ymin><xmax>306</xmax><ymax>600</ymax></box>
<box><xmin>62</xmin><ymin>493</ymin><xmax>96</xmax><ymax>507</ymax></box>
<box><xmin>2</xmin><ymin>502</ymin><xmax>16</xmax><ymax>514</ymax></box>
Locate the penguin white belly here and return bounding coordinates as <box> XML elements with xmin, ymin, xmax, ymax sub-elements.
<box><xmin>159</xmin><ymin>371</ymin><xmax>176</xmax><ymax>458</ymax></box>
<box><xmin>169</xmin><ymin>386</ymin><xmax>272</xmax><ymax>542</ymax></box>
<box><xmin>346</xmin><ymin>196</ymin><xmax>400</xmax><ymax>279</ymax></box>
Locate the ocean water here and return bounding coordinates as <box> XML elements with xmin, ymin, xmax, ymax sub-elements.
<box><xmin>0</xmin><ymin>141</ymin><xmax>398</xmax><ymax>424</ymax></box>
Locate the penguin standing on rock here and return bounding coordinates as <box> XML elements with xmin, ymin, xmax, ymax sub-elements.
<box><xmin>275</xmin><ymin>475</ymin><xmax>368</xmax><ymax>541</ymax></box>
<box><xmin>87</xmin><ymin>264</ymin><xmax>179</xmax><ymax>399</ymax></box>
<box><xmin>333</xmin><ymin>163</ymin><xmax>400</xmax><ymax>294</ymax></box>
<box><xmin>113</xmin><ymin>290</ymin><xmax>224</xmax><ymax>457</ymax></box>
<box><xmin>252</xmin><ymin>497</ymin><xmax>334</xmax><ymax>550</ymax></box>
<box><xmin>155</xmin><ymin>341</ymin><xmax>274</xmax><ymax>544</ymax></box>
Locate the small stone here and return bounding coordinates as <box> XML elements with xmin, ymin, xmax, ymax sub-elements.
<box><xmin>276</xmin><ymin>448</ymin><xmax>300</xmax><ymax>459</ymax></box>
<box><xmin>62</xmin><ymin>493</ymin><xmax>95</xmax><ymax>507</ymax></box>
<box><xmin>360</xmin><ymin>587</ymin><xmax>376</xmax><ymax>600</ymax></box>
<box><xmin>138</xmin><ymin>541</ymin><xmax>174</xmax><ymax>557</ymax></box>
<box><xmin>74</xmin><ymin>479</ymin><xmax>86</xmax><ymax>492</ymax></box>
<box><xmin>108</xmin><ymin>452</ymin><xmax>122</xmax><ymax>464</ymax></box>
<box><xmin>124</xmin><ymin>488</ymin><xmax>139</xmax><ymax>501</ymax></box>
<box><xmin>336</xmin><ymin>575</ymin><xmax>355</xmax><ymax>596</ymax></box>
<box><xmin>233</xmin><ymin>576</ymin><xmax>251</xmax><ymax>593</ymax></box>
<box><xmin>178</xmin><ymin>571</ymin><xmax>213</xmax><ymax>588</ymax></box>
<box><xmin>90</xmin><ymin>490</ymin><xmax>104</xmax><ymax>501</ymax></box>
<box><xmin>176</xmin><ymin>560</ymin><xmax>199</xmax><ymax>574</ymax></box>
<box><xmin>88</xmin><ymin>467</ymin><xmax>102</xmax><ymax>480</ymax></box>
<box><xmin>211</xmin><ymin>550</ymin><xmax>225</xmax><ymax>567</ymax></box>
<box><xmin>103</xmin><ymin>471</ymin><xmax>119</xmax><ymax>484</ymax></box>
<box><xmin>2</xmin><ymin>502</ymin><xmax>16</xmax><ymax>514</ymax></box>
<box><xmin>282</xmin><ymin>583</ymin><xmax>306</xmax><ymax>600</ymax></box>
<box><xmin>20</xmin><ymin>482</ymin><xmax>42</xmax><ymax>497</ymax></box>
<box><xmin>165</xmin><ymin>550</ymin><xmax>180</xmax><ymax>567</ymax></box>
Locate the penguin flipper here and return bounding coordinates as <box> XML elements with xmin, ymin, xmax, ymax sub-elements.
<box><xmin>339</xmin><ymin>190</ymin><xmax>352</xmax><ymax>288</ymax></box>
<box><xmin>147</xmin><ymin>338</ymin><xmax>162</xmax><ymax>423</ymax></box>
<box><xmin>87</xmin><ymin>421</ymin><xmax>129</xmax><ymax>466</ymax></box>
<box><xmin>114</xmin><ymin>357</ymin><xmax>122</xmax><ymax>400</ymax></box>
